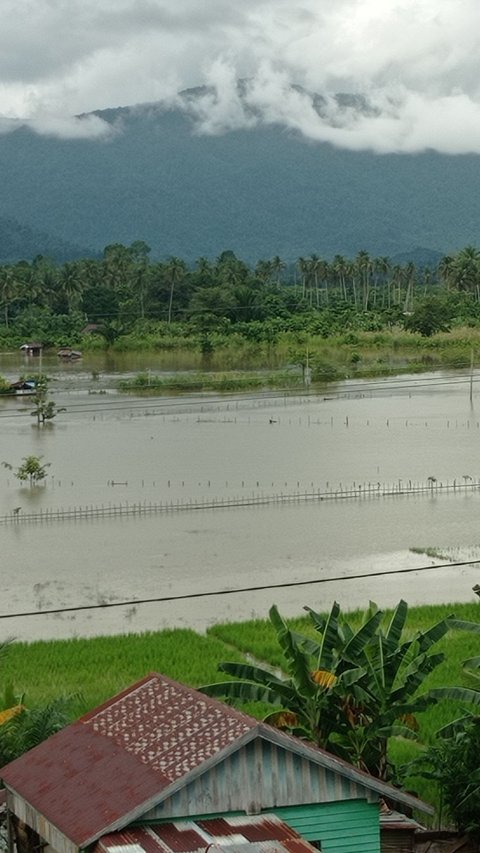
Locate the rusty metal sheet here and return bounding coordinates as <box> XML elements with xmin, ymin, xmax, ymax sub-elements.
<box><xmin>95</xmin><ymin>816</ymin><xmax>317</xmax><ymax>853</ymax></box>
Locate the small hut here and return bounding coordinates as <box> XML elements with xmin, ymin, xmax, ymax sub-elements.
<box><xmin>19</xmin><ymin>342</ymin><xmax>43</xmax><ymax>356</ymax></box>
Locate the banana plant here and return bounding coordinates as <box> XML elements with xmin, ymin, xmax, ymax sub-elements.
<box><xmin>200</xmin><ymin>602</ymin><xmax>371</xmax><ymax>746</ymax></box>
<box><xmin>200</xmin><ymin>600</ymin><xmax>454</xmax><ymax>780</ymax></box>
<box><xmin>325</xmin><ymin>601</ymin><xmax>453</xmax><ymax>778</ymax></box>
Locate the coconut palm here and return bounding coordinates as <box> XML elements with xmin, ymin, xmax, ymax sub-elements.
<box><xmin>355</xmin><ymin>250</ymin><xmax>373</xmax><ymax>310</ymax></box>
<box><xmin>438</xmin><ymin>255</ymin><xmax>455</xmax><ymax>291</ymax></box>
<box><xmin>58</xmin><ymin>262</ymin><xmax>85</xmax><ymax>313</ymax></box>
<box><xmin>451</xmin><ymin>246</ymin><xmax>480</xmax><ymax>299</ymax></box>
<box><xmin>271</xmin><ymin>256</ymin><xmax>286</xmax><ymax>286</ymax></box>
<box><xmin>332</xmin><ymin>255</ymin><xmax>348</xmax><ymax>300</ymax></box>
<box><xmin>0</xmin><ymin>265</ymin><xmax>21</xmax><ymax>327</ymax></box>
<box><xmin>164</xmin><ymin>256</ymin><xmax>188</xmax><ymax>324</ymax></box>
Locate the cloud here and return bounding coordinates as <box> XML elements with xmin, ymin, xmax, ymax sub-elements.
<box><xmin>28</xmin><ymin>113</ymin><xmax>117</xmax><ymax>141</ymax></box>
<box><xmin>1</xmin><ymin>0</ymin><xmax>480</xmax><ymax>151</ymax></box>
<box><xmin>0</xmin><ymin>109</ymin><xmax>115</xmax><ymax>142</ymax></box>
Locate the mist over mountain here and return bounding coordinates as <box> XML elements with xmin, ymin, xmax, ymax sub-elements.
<box><xmin>0</xmin><ymin>89</ymin><xmax>480</xmax><ymax>264</ymax></box>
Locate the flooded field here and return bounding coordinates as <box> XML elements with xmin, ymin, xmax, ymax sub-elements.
<box><xmin>1</xmin><ymin>351</ymin><xmax>480</xmax><ymax>640</ymax></box>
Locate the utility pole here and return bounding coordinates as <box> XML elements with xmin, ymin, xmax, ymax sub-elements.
<box><xmin>304</xmin><ymin>347</ymin><xmax>311</xmax><ymax>388</ymax></box>
<box><xmin>470</xmin><ymin>347</ymin><xmax>474</xmax><ymax>404</ymax></box>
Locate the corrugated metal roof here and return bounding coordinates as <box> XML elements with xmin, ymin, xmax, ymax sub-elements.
<box><xmin>0</xmin><ymin>672</ymin><xmax>433</xmax><ymax>850</ymax></box>
<box><xmin>379</xmin><ymin>809</ymin><xmax>424</xmax><ymax>832</ymax></box>
<box><xmin>83</xmin><ymin>676</ymin><xmax>255</xmax><ymax>780</ymax></box>
<box><xmin>94</xmin><ymin>815</ymin><xmax>317</xmax><ymax>853</ymax></box>
<box><xmin>1</xmin><ymin>674</ymin><xmax>257</xmax><ymax>848</ymax></box>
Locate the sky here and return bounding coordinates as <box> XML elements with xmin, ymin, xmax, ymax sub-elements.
<box><xmin>1</xmin><ymin>0</ymin><xmax>480</xmax><ymax>153</ymax></box>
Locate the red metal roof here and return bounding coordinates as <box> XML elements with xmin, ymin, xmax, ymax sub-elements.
<box><xmin>93</xmin><ymin>815</ymin><xmax>317</xmax><ymax>853</ymax></box>
<box><xmin>82</xmin><ymin>675</ymin><xmax>255</xmax><ymax>780</ymax></box>
<box><xmin>1</xmin><ymin>674</ymin><xmax>257</xmax><ymax>848</ymax></box>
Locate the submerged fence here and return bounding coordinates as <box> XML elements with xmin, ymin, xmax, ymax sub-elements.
<box><xmin>1</xmin><ymin>476</ymin><xmax>480</xmax><ymax>526</ymax></box>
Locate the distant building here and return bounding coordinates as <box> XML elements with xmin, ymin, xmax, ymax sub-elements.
<box><xmin>8</xmin><ymin>380</ymin><xmax>36</xmax><ymax>396</ymax></box>
<box><xmin>57</xmin><ymin>349</ymin><xmax>82</xmax><ymax>359</ymax></box>
<box><xmin>19</xmin><ymin>342</ymin><xmax>43</xmax><ymax>356</ymax></box>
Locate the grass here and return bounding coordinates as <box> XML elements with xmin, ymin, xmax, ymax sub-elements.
<box><xmin>112</xmin><ymin>326</ymin><xmax>480</xmax><ymax>395</ymax></box>
<box><xmin>3</xmin><ymin>601</ymin><xmax>480</xmax><ymax>729</ymax></box>
<box><xmin>0</xmin><ymin>629</ymin><xmax>246</xmax><ymax>718</ymax></box>
<box><xmin>118</xmin><ymin>369</ymin><xmax>301</xmax><ymax>394</ymax></box>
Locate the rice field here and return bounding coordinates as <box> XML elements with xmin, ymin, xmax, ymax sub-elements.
<box><xmin>3</xmin><ymin>601</ymin><xmax>480</xmax><ymax>729</ymax></box>
<box><xmin>0</xmin><ymin>629</ymin><xmax>246</xmax><ymax>717</ymax></box>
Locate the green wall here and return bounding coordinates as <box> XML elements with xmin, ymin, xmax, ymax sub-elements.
<box><xmin>271</xmin><ymin>800</ymin><xmax>380</xmax><ymax>853</ymax></box>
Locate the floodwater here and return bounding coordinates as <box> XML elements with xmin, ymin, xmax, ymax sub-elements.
<box><xmin>1</xmin><ymin>351</ymin><xmax>480</xmax><ymax>641</ymax></box>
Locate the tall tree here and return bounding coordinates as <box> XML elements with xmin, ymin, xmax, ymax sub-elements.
<box><xmin>0</xmin><ymin>265</ymin><xmax>21</xmax><ymax>327</ymax></box>
<box><xmin>164</xmin><ymin>256</ymin><xmax>187</xmax><ymax>324</ymax></box>
<box><xmin>451</xmin><ymin>246</ymin><xmax>480</xmax><ymax>299</ymax></box>
<box><xmin>57</xmin><ymin>262</ymin><xmax>84</xmax><ymax>313</ymax></box>
<box><xmin>355</xmin><ymin>250</ymin><xmax>373</xmax><ymax>310</ymax></box>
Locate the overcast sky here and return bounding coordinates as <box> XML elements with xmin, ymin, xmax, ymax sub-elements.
<box><xmin>1</xmin><ymin>0</ymin><xmax>480</xmax><ymax>153</ymax></box>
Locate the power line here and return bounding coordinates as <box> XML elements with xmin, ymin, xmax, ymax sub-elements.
<box><xmin>1</xmin><ymin>557</ymin><xmax>479</xmax><ymax>622</ymax></box>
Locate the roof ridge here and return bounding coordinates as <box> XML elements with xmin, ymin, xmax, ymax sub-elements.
<box><xmin>81</xmin><ymin>672</ymin><xmax>260</xmax><ymax>729</ymax></box>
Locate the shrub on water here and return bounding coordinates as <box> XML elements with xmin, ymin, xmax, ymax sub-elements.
<box><xmin>311</xmin><ymin>361</ymin><xmax>342</xmax><ymax>382</ymax></box>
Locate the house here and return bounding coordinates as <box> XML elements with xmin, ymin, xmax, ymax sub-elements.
<box><xmin>7</xmin><ymin>380</ymin><xmax>36</xmax><ymax>396</ymax></box>
<box><xmin>57</xmin><ymin>349</ymin><xmax>82</xmax><ymax>360</ymax></box>
<box><xmin>0</xmin><ymin>673</ymin><xmax>433</xmax><ymax>853</ymax></box>
<box><xmin>19</xmin><ymin>343</ymin><xmax>43</xmax><ymax>356</ymax></box>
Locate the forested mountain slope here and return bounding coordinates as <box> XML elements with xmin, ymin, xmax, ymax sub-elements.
<box><xmin>1</xmin><ymin>99</ymin><xmax>480</xmax><ymax>263</ymax></box>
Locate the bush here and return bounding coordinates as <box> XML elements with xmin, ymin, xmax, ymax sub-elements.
<box><xmin>410</xmin><ymin>720</ymin><xmax>480</xmax><ymax>836</ymax></box>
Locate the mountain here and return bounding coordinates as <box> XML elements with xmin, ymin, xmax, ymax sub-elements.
<box><xmin>0</xmin><ymin>94</ymin><xmax>480</xmax><ymax>264</ymax></box>
<box><xmin>0</xmin><ymin>215</ymin><xmax>96</xmax><ymax>263</ymax></box>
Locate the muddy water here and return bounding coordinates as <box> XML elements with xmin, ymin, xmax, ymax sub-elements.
<box><xmin>1</xmin><ymin>353</ymin><xmax>480</xmax><ymax>641</ymax></box>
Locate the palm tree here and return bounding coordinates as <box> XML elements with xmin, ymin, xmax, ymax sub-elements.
<box><xmin>451</xmin><ymin>246</ymin><xmax>480</xmax><ymax>299</ymax></box>
<box><xmin>58</xmin><ymin>262</ymin><xmax>84</xmax><ymax>313</ymax></box>
<box><xmin>373</xmin><ymin>256</ymin><xmax>390</xmax><ymax>307</ymax></box>
<box><xmin>255</xmin><ymin>259</ymin><xmax>275</xmax><ymax>284</ymax></box>
<box><xmin>32</xmin><ymin>258</ymin><xmax>60</xmax><ymax>310</ymax></box>
<box><xmin>164</xmin><ymin>256</ymin><xmax>187</xmax><ymax>324</ymax></box>
<box><xmin>308</xmin><ymin>255</ymin><xmax>329</xmax><ymax>306</ymax></box>
<box><xmin>390</xmin><ymin>264</ymin><xmax>405</xmax><ymax>307</ymax></box>
<box><xmin>216</xmin><ymin>251</ymin><xmax>249</xmax><ymax>287</ymax></box>
<box><xmin>271</xmin><ymin>256</ymin><xmax>286</xmax><ymax>286</ymax></box>
<box><xmin>195</xmin><ymin>257</ymin><xmax>213</xmax><ymax>281</ymax></box>
<box><xmin>355</xmin><ymin>250</ymin><xmax>373</xmax><ymax>310</ymax></box>
<box><xmin>296</xmin><ymin>257</ymin><xmax>310</xmax><ymax>301</ymax></box>
<box><xmin>332</xmin><ymin>255</ymin><xmax>348</xmax><ymax>300</ymax></box>
<box><xmin>403</xmin><ymin>261</ymin><xmax>416</xmax><ymax>313</ymax></box>
<box><xmin>438</xmin><ymin>255</ymin><xmax>455</xmax><ymax>291</ymax></box>
<box><xmin>0</xmin><ymin>265</ymin><xmax>21</xmax><ymax>327</ymax></box>
<box><xmin>102</xmin><ymin>243</ymin><xmax>133</xmax><ymax>293</ymax></box>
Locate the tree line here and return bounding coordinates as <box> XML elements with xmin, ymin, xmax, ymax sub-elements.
<box><xmin>2</xmin><ymin>242</ymin><xmax>480</xmax><ymax>345</ymax></box>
